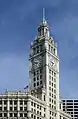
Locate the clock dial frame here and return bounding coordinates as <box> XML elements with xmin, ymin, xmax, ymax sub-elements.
<box><xmin>48</xmin><ymin>55</ymin><xmax>57</xmax><ymax>71</ymax></box>
<box><xmin>48</xmin><ymin>55</ymin><xmax>55</xmax><ymax>68</ymax></box>
<box><xmin>33</xmin><ymin>56</ymin><xmax>42</xmax><ymax>69</ymax></box>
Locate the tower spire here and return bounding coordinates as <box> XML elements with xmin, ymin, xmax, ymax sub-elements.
<box><xmin>37</xmin><ymin>8</ymin><xmax>50</xmax><ymax>38</ymax></box>
<box><xmin>43</xmin><ymin>8</ymin><xmax>45</xmax><ymax>23</ymax></box>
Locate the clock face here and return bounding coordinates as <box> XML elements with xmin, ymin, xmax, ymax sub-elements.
<box><xmin>48</xmin><ymin>55</ymin><xmax>57</xmax><ymax>71</ymax></box>
<box><xmin>33</xmin><ymin>56</ymin><xmax>42</xmax><ymax>69</ymax></box>
<box><xmin>48</xmin><ymin>55</ymin><xmax>55</xmax><ymax>68</ymax></box>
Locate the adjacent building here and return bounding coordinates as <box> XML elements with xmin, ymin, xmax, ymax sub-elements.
<box><xmin>62</xmin><ymin>99</ymin><xmax>78</xmax><ymax>119</ymax></box>
<box><xmin>0</xmin><ymin>10</ymin><xmax>71</xmax><ymax>119</ymax></box>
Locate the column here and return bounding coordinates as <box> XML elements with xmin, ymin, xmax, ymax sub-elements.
<box><xmin>27</xmin><ymin>99</ymin><xmax>31</xmax><ymax>119</ymax></box>
<box><xmin>17</xmin><ymin>95</ymin><xmax>20</xmax><ymax>119</ymax></box>
<box><xmin>7</xmin><ymin>97</ymin><xmax>9</xmax><ymax>118</ymax></box>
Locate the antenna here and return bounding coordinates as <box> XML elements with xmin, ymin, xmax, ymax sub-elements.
<box><xmin>43</xmin><ymin>8</ymin><xmax>45</xmax><ymax>22</ymax></box>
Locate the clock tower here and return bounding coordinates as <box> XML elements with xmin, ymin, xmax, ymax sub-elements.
<box><xmin>29</xmin><ymin>9</ymin><xmax>60</xmax><ymax>119</ymax></box>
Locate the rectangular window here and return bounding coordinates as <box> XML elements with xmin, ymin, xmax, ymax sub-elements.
<box><xmin>37</xmin><ymin>76</ymin><xmax>39</xmax><ymax>80</ymax></box>
<box><xmin>60</xmin><ymin>116</ymin><xmax>61</xmax><ymax>119</ymax></box>
<box><xmin>54</xmin><ymin>101</ymin><xmax>56</xmax><ymax>104</ymax></box>
<box><xmin>54</xmin><ymin>84</ymin><xmax>56</xmax><ymax>88</ymax></box>
<box><xmin>20</xmin><ymin>100</ymin><xmax>23</xmax><ymax>105</ymax></box>
<box><xmin>49</xmin><ymin>75</ymin><xmax>51</xmax><ymax>79</ymax></box>
<box><xmin>37</xmin><ymin>70</ymin><xmax>39</xmax><ymax>75</ymax></box>
<box><xmin>52</xmin><ymin>83</ymin><xmax>53</xmax><ymax>86</ymax></box>
<box><xmin>40</xmin><ymin>106</ymin><xmax>42</xmax><ymax>110</ymax></box>
<box><xmin>9</xmin><ymin>113</ymin><xmax>12</xmax><ymax>117</ymax></box>
<box><xmin>54</xmin><ymin>106</ymin><xmax>56</xmax><ymax>109</ymax></box>
<box><xmin>44</xmin><ymin>95</ymin><xmax>45</xmax><ymax>101</ymax></box>
<box><xmin>4</xmin><ymin>100</ymin><xmax>7</xmax><ymax>105</ymax></box>
<box><xmin>54</xmin><ymin>89</ymin><xmax>56</xmax><ymax>93</ymax></box>
<box><xmin>4</xmin><ymin>106</ymin><xmax>7</xmax><ymax>111</ymax></box>
<box><xmin>31</xmin><ymin>102</ymin><xmax>33</xmax><ymax>106</ymax></box>
<box><xmin>10</xmin><ymin>100</ymin><xmax>12</xmax><ymax>105</ymax></box>
<box><xmin>40</xmin><ymin>80</ymin><xmax>42</xmax><ymax>85</ymax></box>
<box><xmin>34</xmin><ymin>115</ymin><xmax>36</xmax><ymax>119</ymax></box>
<box><xmin>49</xmin><ymin>87</ymin><xmax>51</xmax><ymax>90</ymax></box>
<box><xmin>60</xmin><ymin>104</ymin><xmax>61</xmax><ymax>109</ymax></box>
<box><xmin>74</xmin><ymin>100</ymin><xmax>78</xmax><ymax>102</ymax></box>
<box><xmin>24</xmin><ymin>107</ymin><xmax>27</xmax><ymax>111</ymax></box>
<box><xmin>40</xmin><ymin>75</ymin><xmax>42</xmax><ymax>79</ymax></box>
<box><xmin>14</xmin><ymin>100</ymin><xmax>17</xmax><ymax>105</ymax></box>
<box><xmin>0</xmin><ymin>107</ymin><xmax>2</xmax><ymax>111</ymax></box>
<box><xmin>14</xmin><ymin>113</ymin><xmax>17</xmax><ymax>117</ymax></box>
<box><xmin>52</xmin><ymin>99</ymin><xmax>53</xmax><ymax>103</ymax></box>
<box><xmin>40</xmin><ymin>45</ymin><xmax>42</xmax><ymax>52</ymax></box>
<box><xmin>44</xmin><ymin>108</ymin><xmax>46</xmax><ymax>112</ymax></box>
<box><xmin>54</xmin><ymin>78</ymin><xmax>56</xmax><ymax>82</ymax></box>
<box><xmin>49</xmin><ymin>92</ymin><xmax>51</xmax><ymax>96</ymax></box>
<box><xmin>24</xmin><ymin>113</ymin><xmax>27</xmax><ymax>117</ymax></box>
<box><xmin>37</xmin><ymin>111</ymin><xmax>39</xmax><ymax>114</ymax></box>
<box><xmin>52</xmin><ymin>71</ymin><xmax>53</xmax><ymax>75</ymax></box>
<box><xmin>54</xmin><ymin>48</ymin><xmax>56</xmax><ymax>54</ymax></box>
<box><xmin>54</xmin><ymin>95</ymin><xmax>56</xmax><ymax>99</ymax></box>
<box><xmin>14</xmin><ymin>107</ymin><xmax>17</xmax><ymax>111</ymax></box>
<box><xmin>49</xmin><ymin>45</ymin><xmax>50</xmax><ymax>51</ymax></box>
<box><xmin>31</xmin><ymin>108</ymin><xmax>33</xmax><ymax>112</ymax></box>
<box><xmin>49</xmin><ymin>69</ymin><xmax>51</xmax><ymax>74</ymax></box>
<box><xmin>34</xmin><ymin>71</ymin><xmax>36</xmax><ymax>76</ymax></box>
<box><xmin>40</xmin><ymin>69</ymin><xmax>42</xmax><ymax>73</ymax></box>
<box><xmin>50</xmin><ymin>111</ymin><xmax>51</xmax><ymax>115</ymax></box>
<box><xmin>24</xmin><ymin>100</ymin><xmax>27</xmax><ymax>105</ymax></box>
<box><xmin>49</xmin><ymin>81</ymin><xmax>51</xmax><ymax>85</ymax></box>
<box><xmin>34</xmin><ymin>83</ymin><xmax>36</xmax><ymax>87</ymax></box>
<box><xmin>37</xmin><ymin>117</ymin><xmax>39</xmax><ymax>119</ymax></box>
<box><xmin>49</xmin><ymin>98</ymin><xmax>51</xmax><ymax>102</ymax></box>
<box><xmin>54</xmin><ymin>72</ymin><xmax>56</xmax><ymax>77</ymax></box>
<box><xmin>31</xmin><ymin>114</ymin><xmax>33</xmax><ymax>118</ymax></box>
<box><xmin>40</xmin><ymin>112</ymin><xmax>41</xmax><ymax>115</ymax></box>
<box><xmin>52</xmin><ymin>112</ymin><xmax>54</xmax><ymax>116</ymax></box>
<box><xmin>37</xmin><ymin>46</ymin><xmax>39</xmax><ymax>53</ymax></box>
<box><xmin>4</xmin><ymin>113</ymin><xmax>7</xmax><ymax>117</ymax></box>
<box><xmin>37</xmin><ymin>82</ymin><xmax>39</xmax><ymax>86</ymax></box>
<box><xmin>51</xmin><ymin>47</ymin><xmax>53</xmax><ymax>52</ymax></box>
<box><xmin>0</xmin><ymin>113</ymin><xmax>2</xmax><ymax>117</ymax></box>
<box><xmin>52</xmin><ymin>77</ymin><xmax>53</xmax><ymax>81</ymax></box>
<box><xmin>52</xmin><ymin>105</ymin><xmax>53</xmax><ymax>108</ymax></box>
<box><xmin>37</xmin><ymin>105</ymin><xmax>39</xmax><ymax>109</ymax></box>
<box><xmin>34</xmin><ymin>109</ymin><xmax>36</xmax><ymax>113</ymax></box>
<box><xmin>34</xmin><ymin>103</ymin><xmax>36</xmax><ymax>107</ymax></box>
<box><xmin>49</xmin><ymin>104</ymin><xmax>51</xmax><ymax>108</ymax></box>
<box><xmin>33</xmin><ymin>77</ymin><xmax>36</xmax><ymax>81</ymax></box>
<box><xmin>44</xmin><ymin>114</ymin><xmax>45</xmax><ymax>117</ymax></box>
<box><xmin>10</xmin><ymin>107</ymin><xmax>12</xmax><ymax>111</ymax></box>
<box><xmin>52</xmin><ymin>88</ymin><xmax>53</xmax><ymax>92</ymax></box>
<box><xmin>20</xmin><ymin>107</ymin><xmax>23</xmax><ymax>111</ymax></box>
<box><xmin>0</xmin><ymin>100</ymin><xmax>2</xmax><ymax>105</ymax></box>
<box><xmin>42</xmin><ymin>28</ymin><xmax>44</xmax><ymax>36</ymax></box>
<box><xmin>20</xmin><ymin>113</ymin><xmax>23</xmax><ymax>117</ymax></box>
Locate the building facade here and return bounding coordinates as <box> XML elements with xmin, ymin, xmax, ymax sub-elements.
<box><xmin>62</xmin><ymin>99</ymin><xmax>78</xmax><ymax>119</ymax></box>
<box><xmin>0</xmin><ymin>11</ymin><xmax>71</xmax><ymax>119</ymax></box>
<box><xmin>0</xmin><ymin>91</ymin><xmax>48</xmax><ymax>119</ymax></box>
<box><xmin>29</xmin><ymin>13</ymin><xmax>59</xmax><ymax>119</ymax></box>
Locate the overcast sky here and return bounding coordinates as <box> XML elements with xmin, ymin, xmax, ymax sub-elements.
<box><xmin>0</xmin><ymin>0</ymin><xmax>78</xmax><ymax>99</ymax></box>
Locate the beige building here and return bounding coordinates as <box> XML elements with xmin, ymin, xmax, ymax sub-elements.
<box><xmin>0</xmin><ymin>10</ymin><xmax>71</xmax><ymax>119</ymax></box>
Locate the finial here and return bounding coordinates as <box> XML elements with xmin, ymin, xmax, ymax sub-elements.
<box><xmin>43</xmin><ymin>8</ymin><xmax>45</xmax><ymax>22</ymax></box>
